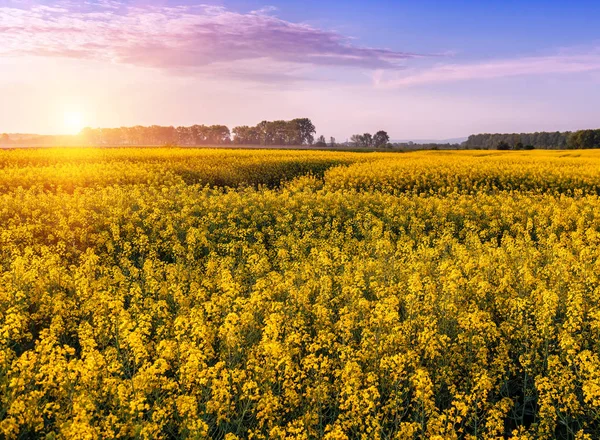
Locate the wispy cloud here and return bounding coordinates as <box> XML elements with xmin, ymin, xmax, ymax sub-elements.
<box><xmin>374</xmin><ymin>51</ymin><xmax>600</xmax><ymax>87</ymax></box>
<box><xmin>0</xmin><ymin>1</ymin><xmax>420</xmax><ymax>80</ymax></box>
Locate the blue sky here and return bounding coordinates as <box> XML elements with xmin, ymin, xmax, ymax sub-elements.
<box><xmin>203</xmin><ymin>0</ymin><xmax>600</xmax><ymax>59</ymax></box>
<box><xmin>226</xmin><ymin>0</ymin><xmax>600</xmax><ymax>51</ymax></box>
<box><xmin>1</xmin><ymin>0</ymin><xmax>600</xmax><ymax>139</ymax></box>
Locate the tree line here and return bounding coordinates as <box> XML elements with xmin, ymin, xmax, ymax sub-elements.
<box><xmin>79</xmin><ymin>125</ymin><xmax>229</xmax><ymax>146</ymax></box>
<box><xmin>349</xmin><ymin>131</ymin><xmax>391</xmax><ymax>148</ymax></box>
<box><xmin>463</xmin><ymin>129</ymin><xmax>600</xmax><ymax>150</ymax></box>
<box><xmin>232</xmin><ymin>119</ymin><xmax>315</xmax><ymax>146</ymax></box>
<box><xmin>76</xmin><ymin>118</ymin><xmax>316</xmax><ymax>146</ymax></box>
<box><xmin>3</xmin><ymin>125</ymin><xmax>600</xmax><ymax>150</ymax></box>
<box><xmin>568</xmin><ymin>129</ymin><xmax>600</xmax><ymax>149</ymax></box>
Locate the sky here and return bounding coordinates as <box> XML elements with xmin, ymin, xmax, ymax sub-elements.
<box><xmin>1</xmin><ymin>0</ymin><xmax>600</xmax><ymax>140</ymax></box>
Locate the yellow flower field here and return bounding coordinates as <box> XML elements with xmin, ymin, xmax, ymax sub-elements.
<box><xmin>1</xmin><ymin>148</ymin><xmax>600</xmax><ymax>439</ymax></box>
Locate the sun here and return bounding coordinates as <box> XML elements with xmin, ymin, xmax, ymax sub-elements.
<box><xmin>63</xmin><ymin>111</ymin><xmax>85</xmax><ymax>135</ymax></box>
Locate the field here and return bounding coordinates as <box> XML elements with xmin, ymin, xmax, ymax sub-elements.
<box><xmin>1</xmin><ymin>148</ymin><xmax>600</xmax><ymax>439</ymax></box>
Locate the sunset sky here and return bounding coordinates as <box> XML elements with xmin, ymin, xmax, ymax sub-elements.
<box><xmin>1</xmin><ymin>0</ymin><xmax>600</xmax><ymax>139</ymax></box>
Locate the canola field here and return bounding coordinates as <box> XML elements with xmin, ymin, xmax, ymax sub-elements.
<box><xmin>1</xmin><ymin>148</ymin><xmax>600</xmax><ymax>439</ymax></box>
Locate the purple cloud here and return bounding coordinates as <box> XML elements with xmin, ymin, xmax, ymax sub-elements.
<box><xmin>374</xmin><ymin>51</ymin><xmax>600</xmax><ymax>87</ymax></box>
<box><xmin>0</xmin><ymin>2</ymin><xmax>420</xmax><ymax>78</ymax></box>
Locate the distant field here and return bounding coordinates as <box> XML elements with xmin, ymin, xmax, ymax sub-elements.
<box><xmin>1</xmin><ymin>148</ymin><xmax>600</xmax><ymax>439</ymax></box>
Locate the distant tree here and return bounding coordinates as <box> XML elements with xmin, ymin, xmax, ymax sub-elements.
<box><xmin>161</xmin><ymin>126</ymin><xmax>177</xmax><ymax>145</ymax></box>
<box><xmin>234</xmin><ymin>119</ymin><xmax>316</xmax><ymax>146</ymax></box>
<box><xmin>524</xmin><ymin>144</ymin><xmax>535</xmax><ymax>150</ymax></box>
<box><xmin>0</xmin><ymin>133</ymin><xmax>9</xmax><ymax>144</ymax></box>
<box><xmin>569</xmin><ymin>129</ymin><xmax>600</xmax><ymax>149</ymax></box>
<box><xmin>103</xmin><ymin>128</ymin><xmax>123</xmax><ymax>145</ymax></box>
<box><xmin>463</xmin><ymin>130</ymin><xmax>577</xmax><ymax>150</ymax></box>
<box><xmin>232</xmin><ymin>126</ymin><xmax>260</xmax><ymax>145</ymax></box>
<box><xmin>257</xmin><ymin>121</ymin><xmax>274</xmax><ymax>145</ymax></box>
<box><xmin>373</xmin><ymin>130</ymin><xmax>390</xmax><ymax>148</ymax></box>
<box><xmin>315</xmin><ymin>135</ymin><xmax>327</xmax><ymax>147</ymax></box>
<box><xmin>350</xmin><ymin>134</ymin><xmax>364</xmax><ymax>147</ymax></box>
<box><xmin>207</xmin><ymin>125</ymin><xmax>230</xmax><ymax>144</ymax></box>
<box><xmin>496</xmin><ymin>141</ymin><xmax>511</xmax><ymax>150</ymax></box>
<box><xmin>267</xmin><ymin>120</ymin><xmax>284</xmax><ymax>145</ymax></box>
<box><xmin>130</xmin><ymin>126</ymin><xmax>145</xmax><ymax>145</ymax></box>
<box><xmin>330</xmin><ymin>137</ymin><xmax>336</xmax><ymax>148</ymax></box>
<box><xmin>176</xmin><ymin>126</ymin><xmax>192</xmax><ymax>145</ymax></box>
<box><xmin>291</xmin><ymin>118</ymin><xmax>316</xmax><ymax>145</ymax></box>
<box><xmin>362</xmin><ymin>133</ymin><xmax>373</xmax><ymax>148</ymax></box>
<box><xmin>511</xmin><ymin>134</ymin><xmax>524</xmax><ymax>150</ymax></box>
<box><xmin>190</xmin><ymin>125</ymin><xmax>208</xmax><ymax>145</ymax></box>
<box><xmin>68</xmin><ymin>119</ymin><xmax>318</xmax><ymax>147</ymax></box>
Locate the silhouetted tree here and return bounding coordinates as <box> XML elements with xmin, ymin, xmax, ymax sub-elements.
<box><xmin>373</xmin><ymin>130</ymin><xmax>390</xmax><ymax>148</ymax></box>
<box><xmin>292</xmin><ymin>118</ymin><xmax>316</xmax><ymax>145</ymax></box>
<box><xmin>315</xmin><ymin>135</ymin><xmax>327</xmax><ymax>147</ymax></box>
<box><xmin>463</xmin><ymin>130</ymin><xmax>585</xmax><ymax>149</ymax></box>
<box><xmin>63</xmin><ymin>119</ymin><xmax>318</xmax><ymax>147</ymax></box>
<box><xmin>232</xmin><ymin>126</ymin><xmax>260</xmax><ymax>144</ymax></box>
<box><xmin>207</xmin><ymin>125</ymin><xmax>230</xmax><ymax>144</ymax></box>
<box><xmin>568</xmin><ymin>129</ymin><xmax>600</xmax><ymax>149</ymax></box>
<box><xmin>176</xmin><ymin>126</ymin><xmax>192</xmax><ymax>145</ymax></box>
<box><xmin>350</xmin><ymin>134</ymin><xmax>364</xmax><ymax>147</ymax></box>
<box><xmin>233</xmin><ymin>119</ymin><xmax>315</xmax><ymax>146</ymax></box>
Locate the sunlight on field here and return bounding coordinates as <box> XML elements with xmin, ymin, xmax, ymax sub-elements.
<box><xmin>1</xmin><ymin>148</ymin><xmax>600</xmax><ymax>438</ymax></box>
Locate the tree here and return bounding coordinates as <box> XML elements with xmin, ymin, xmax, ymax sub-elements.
<box><xmin>350</xmin><ymin>134</ymin><xmax>364</xmax><ymax>147</ymax></box>
<box><xmin>236</xmin><ymin>119</ymin><xmax>318</xmax><ymax>146</ymax></box>
<box><xmin>291</xmin><ymin>118</ymin><xmax>316</xmax><ymax>145</ymax></box>
<box><xmin>176</xmin><ymin>126</ymin><xmax>192</xmax><ymax>145</ymax></box>
<box><xmin>160</xmin><ymin>126</ymin><xmax>177</xmax><ymax>145</ymax></box>
<box><xmin>59</xmin><ymin>119</ymin><xmax>318</xmax><ymax>147</ymax></box>
<box><xmin>373</xmin><ymin>130</ymin><xmax>390</xmax><ymax>148</ymax></box>
<box><xmin>496</xmin><ymin>141</ymin><xmax>510</xmax><ymax>150</ymax></box>
<box><xmin>350</xmin><ymin>133</ymin><xmax>373</xmax><ymax>148</ymax></box>
<box><xmin>130</xmin><ymin>126</ymin><xmax>145</xmax><ymax>145</ymax></box>
<box><xmin>512</xmin><ymin>135</ymin><xmax>524</xmax><ymax>150</ymax></box>
<box><xmin>206</xmin><ymin>125</ymin><xmax>230</xmax><ymax>144</ymax></box>
<box><xmin>232</xmin><ymin>126</ymin><xmax>261</xmax><ymax>145</ymax></box>
<box><xmin>463</xmin><ymin>131</ymin><xmax>574</xmax><ymax>150</ymax></box>
<box><xmin>190</xmin><ymin>125</ymin><xmax>208</xmax><ymax>145</ymax></box>
<box><xmin>572</xmin><ymin>129</ymin><xmax>600</xmax><ymax>149</ymax></box>
<box><xmin>315</xmin><ymin>135</ymin><xmax>327</xmax><ymax>147</ymax></box>
<box><xmin>103</xmin><ymin>128</ymin><xmax>123</xmax><ymax>145</ymax></box>
<box><xmin>0</xmin><ymin>133</ymin><xmax>9</xmax><ymax>144</ymax></box>
<box><xmin>330</xmin><ymin>137</ymin><xmax>336</xmax><ymax>148</ymax></box>
<box><xmin>257</xmin><ymin>121</ymin><xmax>275</xmax><ymax>145</ymax></box>
<box><xmin>270</xmin><ymin>120</ymin><xmax>290</xmax><ymax>145</ymax></box>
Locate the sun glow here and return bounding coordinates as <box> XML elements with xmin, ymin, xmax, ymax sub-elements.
<box><xmin>63</xmin><ymin>111</ymin><xmax>85</xmax><ymax>135</ymax></box>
